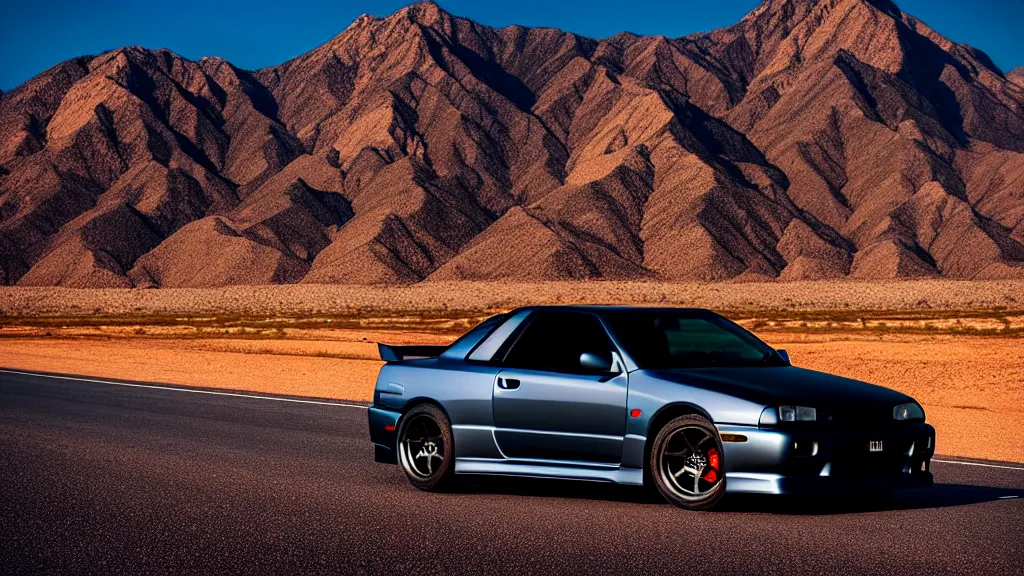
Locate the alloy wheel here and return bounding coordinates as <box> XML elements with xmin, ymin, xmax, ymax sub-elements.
<box><xmin>399</xmin><ymin>414</ymin><xmax>445</xmax><ymax>479</ymax></box>
<box><xmin>659</xmin><ymin>424</ymin><xmax>723</xmax><ymax>501</ymax></box>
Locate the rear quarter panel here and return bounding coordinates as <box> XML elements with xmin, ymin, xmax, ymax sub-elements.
<box><xmin>374</xmin><ymin>359</ymin><xmax>500</xmax><ymax>427</ymax></box>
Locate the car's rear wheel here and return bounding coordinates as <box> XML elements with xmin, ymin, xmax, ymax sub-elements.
<box><xmin>650</xmin><ymin>414</ymin><xmax>726</xmax><ymax>510</ymax></box>
<box><xmin>397</xmin><ymin>404</ymin><xmax>455</xmax><ymax>491</ymax></box>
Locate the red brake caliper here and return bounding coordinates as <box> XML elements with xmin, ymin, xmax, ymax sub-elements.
<box><xmin>703</xmin><ymin>449</ymin><xmax>720</xmax><ymax>483</ymax></box>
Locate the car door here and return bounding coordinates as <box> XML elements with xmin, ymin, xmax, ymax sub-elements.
<box><xmin>491</xmin><ymin>311</ymin><xmax>627</xmax><ymax>464</ymax></box>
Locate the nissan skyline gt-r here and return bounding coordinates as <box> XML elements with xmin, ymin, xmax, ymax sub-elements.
<box><xmin>367</xmin><ymin>306</ymin><xmax>935</xmax><ymax>510</ymax></box>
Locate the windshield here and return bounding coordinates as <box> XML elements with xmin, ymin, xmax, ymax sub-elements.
<box><xmin>605</xmin><ymin>310</ymin><xmax>781</xmax><ymax>369</ymax></box>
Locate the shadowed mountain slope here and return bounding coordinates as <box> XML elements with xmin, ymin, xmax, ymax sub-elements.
<box><xmin>2</xmin><ymin>0</ymin><xmax>1023</xmax><ymax>286</ymax></box>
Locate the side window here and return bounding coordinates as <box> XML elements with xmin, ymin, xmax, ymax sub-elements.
<box><xmin>502</xmin><ymin>312</ymin><xmax>614</xmax><ymax>373</ymax></box>
<box><xmin>468</xmin><ymin>309</ymin><xmax>532</xmax><ymax>362</ymax></box>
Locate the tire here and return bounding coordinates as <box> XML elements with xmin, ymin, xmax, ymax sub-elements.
<box><xmin>397</xmin><ymin>404</ymin><xmax>455</xmax><ymax>491</ymax></box>
<box><xmin>649</xmin><ymin>414</ymin><xmax>726</xmax><ymax>510</ymax></box>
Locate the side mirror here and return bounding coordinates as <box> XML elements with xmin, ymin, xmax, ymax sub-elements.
<box><xmin>580</xmin><ymin>351</ymin><xmax>613</xmax><ymax>372</ymax></box>
<box><xmin>776</xmin><ymin>349</ymin><xmax>791</xmax><ymax>365</ymax></box>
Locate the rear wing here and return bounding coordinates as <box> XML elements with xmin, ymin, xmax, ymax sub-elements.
<box><xmin>377</xmin><ymin>343</ymin><xmax>448</xmax><ymax>362</ymax></box>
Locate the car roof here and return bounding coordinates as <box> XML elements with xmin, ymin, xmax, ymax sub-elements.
<box><xmin>508</xmin><ymin>305</ymin><xmax>718</xmax><ymax>315</ymax></box>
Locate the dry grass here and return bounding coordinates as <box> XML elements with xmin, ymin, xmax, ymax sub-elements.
<box><xmin>1</xmin><ymin>279</ymin><xmax>1022</xmax><ymax>317</ymax></box>
<box><xmin>3</xmin><ymin>280</ymin><xmax>1023</xmax><ymax>338</ymax></box>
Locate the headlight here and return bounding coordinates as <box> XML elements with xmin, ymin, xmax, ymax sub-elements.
<box><xmin>779</xmin><ymin>405</ymin><xmax>817</xmax><ymax>421</ymax></box>
<box><xmin>894</xmin><ymin>402</ymin><xmax>925</xmax><ymax>421</ymax></box>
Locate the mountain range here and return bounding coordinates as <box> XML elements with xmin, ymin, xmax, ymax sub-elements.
<box><xmin>2</xmin><ymin>0</ymin><xmax>1023</xmax><ymax>287</ymax></box>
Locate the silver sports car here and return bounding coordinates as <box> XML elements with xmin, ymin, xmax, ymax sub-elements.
<box><xmin>368</xmin><ymin>306</ymin><xmax>934</xmax><ymax>510</ymax></box>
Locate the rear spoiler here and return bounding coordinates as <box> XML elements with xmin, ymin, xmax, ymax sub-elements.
<box><xmin>377</xmin><ymin>343</ymin><xmax>448</xmax><ymax>362</ymax></box>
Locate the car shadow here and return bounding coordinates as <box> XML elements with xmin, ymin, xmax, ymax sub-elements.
<box><xmin>451</xmin><ymin>475</ymin><xmax>656</xmax><ymax>504</ymax></box>
<box><xmin>719</xmin><ymin>484</ymin><xmax>1024</xmax><ymax>515</ymax></box>
<box><xmin>451</xmin><ymin>476</ymin><xmax>1023</xmax><ymax>514</ymax></box>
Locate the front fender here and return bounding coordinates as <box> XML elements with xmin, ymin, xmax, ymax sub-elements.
<box><xmin>626</xmin><ymin>370</ymin><xmax>767</xmax><ymax>439</ymax></box>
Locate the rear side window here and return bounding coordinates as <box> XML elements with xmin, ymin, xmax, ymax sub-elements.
<box><xmin>467</xmin><ymin>309</ymin><xmax>531</xmax><ymax>362</ymax></box>
<box><xmin>441</xmin><ymin>312</ymin><xmax>507</xmax><ymax>359</ymax></box>
<box><xmin>502</xmin><ymin>311</ymin><xmax>614</xmax><ymax>373</ymax></box>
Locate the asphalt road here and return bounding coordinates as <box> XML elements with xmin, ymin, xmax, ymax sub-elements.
<box><xmin>2</xmin><ymin>369</ymin><xmax>1022</xmax><ymax>575</ymax></box>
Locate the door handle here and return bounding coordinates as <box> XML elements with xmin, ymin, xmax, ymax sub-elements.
<box><xmin>497</xmin><ymin>378</ymin><xmax>520</xmax><ymax>390</ymax></box>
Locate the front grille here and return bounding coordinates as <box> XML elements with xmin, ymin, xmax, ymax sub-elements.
<box><xmin>823</xmin><ymin>408</ymin><xmax>900</xmax><ymax>430</ymax></box>
<box><xmin>829</xmin><ymin>437</ymin><xmax>913</xmax><ymax>476</ymax></box>
<box><xmin>784</xmin><ymin>432</ymin><xmax>933</xmax><ymax>478</ymax></box>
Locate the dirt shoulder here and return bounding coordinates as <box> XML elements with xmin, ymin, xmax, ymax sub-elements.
<box><xmin>0</xmin><ymin>328</ymin><xmax>448</xmax><ymax>402</ymax></box>
<box><xmin>1</xmin><ymin>329</ymin><xmax>1020</xmax><ymax>463</ymax></box>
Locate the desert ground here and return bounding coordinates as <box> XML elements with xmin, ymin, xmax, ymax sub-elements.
<box><xmin>2</xmin><ymin>280</ymin><xmax>1022</xmax><ymax>462</ymax></box>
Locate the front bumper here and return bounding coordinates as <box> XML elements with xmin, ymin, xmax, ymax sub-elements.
<box><xmin>718</xmin><ymin>423</ymin><xmax>935</xmax><ymax>495</ymax></box>
<box><xmin>368</xmin><ymin>406</ymin><xmax>401</xmax><ymax>465</ymax></box>
<box><xmin>726</xmin><ymin>470</ymin><xmax>933</xmax><ymax>495</ymax></box>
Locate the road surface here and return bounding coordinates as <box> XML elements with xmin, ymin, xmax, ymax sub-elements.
<box><xmin>2</xmin><ymin>369</ymin><xmax>1022</xmax><ymax>574</ymax></box>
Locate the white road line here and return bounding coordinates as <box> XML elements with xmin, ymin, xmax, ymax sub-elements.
<box><xmin>3</xmin><ymin>368</ymin><xmax>1024</xmax><ymax>471</ymax></box>
<box><xmin>0</xmin><ymin>369</ymin><xmax>369</xmax><ymax>409</ymax></box>
<box><xmin>931</xmin><ymin>459</ymin><xmax>1024</xmax><ymax>471</ymax></box>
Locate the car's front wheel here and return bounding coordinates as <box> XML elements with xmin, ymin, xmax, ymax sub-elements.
<box><xmin>650</xmin><ymin>414</ymin><xmax>726</xmax><ymax>510</ymax></box>
<box><xmin>397</xmin><ymin>404</ymin><xmax>455</xmax><ymax>491</ymax></box>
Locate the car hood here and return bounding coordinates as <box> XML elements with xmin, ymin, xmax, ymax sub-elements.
<box><xmin>644</xmin><ymin>365</ymin><xmax>914</xmax><ymax>411</ymax></box>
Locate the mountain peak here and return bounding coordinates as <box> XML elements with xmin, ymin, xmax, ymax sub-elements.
<box><xmin>398</xmin><ymin>1</ymin><xmax>450</xmax><ymax>26</ymax></box>
<box><xmin>349</xmin><ymin>13</ymin><xmax>376</xmax><ymax>29</ymax></box>
<box><xmin>738</xmin><ymin>0</ymin><xmax>903</xmax><ymax>34</ymax></box>
<box><xmin>1009</xmin><ymin>66</ymin><xmax>1024</xmax><ymax>85</ymax></box>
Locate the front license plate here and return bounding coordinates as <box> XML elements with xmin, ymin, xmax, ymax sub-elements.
<box><xmin>868</xmin><ymin>440</ymin><xmax>884</xmax><ymax>452</ymax></box>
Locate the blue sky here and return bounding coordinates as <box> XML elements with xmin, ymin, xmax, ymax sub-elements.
<box><xmin>2</xmin><ymin>0</ymin><xmax>1022</xmax><ymax>91</ymax></box>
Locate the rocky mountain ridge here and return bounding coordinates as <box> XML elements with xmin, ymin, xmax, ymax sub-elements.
<box><xmin>1</xmin><ymin>0</ymin><xmax>1023</xmax><ymax>287</ymax></box>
